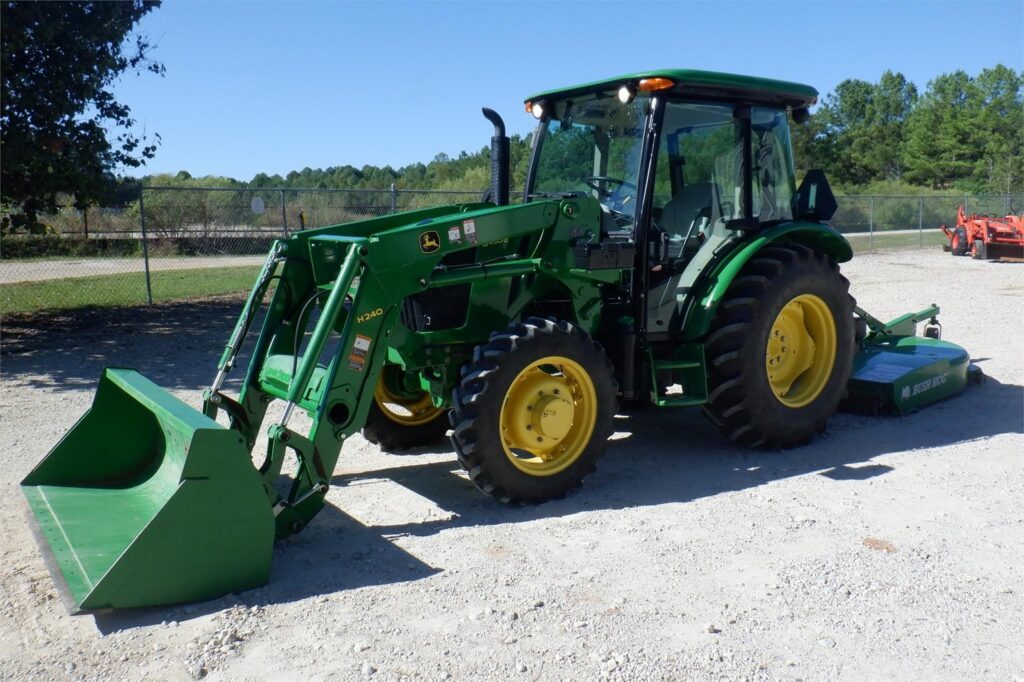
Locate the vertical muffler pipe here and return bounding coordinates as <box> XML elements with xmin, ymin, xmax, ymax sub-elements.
<box><xmin>482</xmin><ymin>108</ymin><xmax>509</xmax><ymax>206</ymax></box>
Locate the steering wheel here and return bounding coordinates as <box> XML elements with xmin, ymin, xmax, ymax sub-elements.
<box><xmin>585</xmin><ymin>176</ymin><xmax>637</xmax><ymax>198</ymax></box>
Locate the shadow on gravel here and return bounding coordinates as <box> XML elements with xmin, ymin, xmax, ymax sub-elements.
<box><xmin>8</xmin><ymin>301</ymin><xmax>1022</xmax><ymax>627</ymax></box>
<box><xmin>84</xmin><ymin>372</ymin><xmax>1022</xmax><ymax>632</ymax></box>
<box><xmin>1</xmin><ymin>298</ymin><xmax>246</xmax><ymax>391</ymax></box>
<box><xmin>92</xmin><ymin>502</ymin><xmax>440</xmax><ymax>634</ymax></box>
<box><xmin>819</xmin><ymin>463</ymin><xmax>894</xmax><ymax>481</ymax></box>
<box><xmin>331</xmin><ymin>375</ymin><xmax>1023</xmax><ymax>540</ymax></box>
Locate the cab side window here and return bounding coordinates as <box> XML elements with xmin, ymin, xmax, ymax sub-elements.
<box><xmin>751</xmin><ymin>107</ymin><xmax>796</xmax><ymax>223</ymax></box>
<box><xmin>652</xmin><ymin>102</ymin><xmax>742</xmax><ymax>267</ymax></box>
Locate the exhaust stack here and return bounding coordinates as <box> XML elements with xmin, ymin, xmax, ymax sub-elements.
<box><xmin>482</xmin><ymin>108</ymin><xmax>509</xmax><ymax>206</ymax></box>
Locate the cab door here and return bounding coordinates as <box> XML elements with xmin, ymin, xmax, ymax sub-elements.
<box><xmin>644</xmin><ymin>102</ymin><xmax>797</xmax><ymax>333</ymax></box>
<box><xmin>645</xmin><ymin>101</ymin><xmax>746</xmax><ymax>333</ymax></box>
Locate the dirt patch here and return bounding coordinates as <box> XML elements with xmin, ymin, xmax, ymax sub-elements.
<box><xmin>862</xmin><ymin>538</ymin><xmax>897</xmax><ymax>553</ymax></box>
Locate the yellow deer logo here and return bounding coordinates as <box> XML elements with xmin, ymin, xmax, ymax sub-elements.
<box><xmin>419</xmin><ymin>230</ymin><xmax>441</xmax><ymax>253</ymax></box>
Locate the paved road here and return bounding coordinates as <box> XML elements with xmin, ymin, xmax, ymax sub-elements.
<box><xmin>0</xmin><ymin>255</ymin><xmax>264</xmax><ymax>284</ymax></box>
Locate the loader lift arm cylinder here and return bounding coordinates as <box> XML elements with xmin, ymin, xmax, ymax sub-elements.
<box><xmin>211</xmin><ymin>246</ymin><xmax>283</xmax><ymax>393</ymax></box>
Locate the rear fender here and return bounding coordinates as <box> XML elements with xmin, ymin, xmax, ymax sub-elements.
<box><xmin>680</xmin><ymin>222</ymin><xmax>852</xmax><ymax>340</ymax></box>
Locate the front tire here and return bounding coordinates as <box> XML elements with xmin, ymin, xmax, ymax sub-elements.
<box><xmin>703</xmin><ymin>244</ymin><xmax>855</xmax><ymax>448</ymax></box>
<box><xmin>971</xmin><ymin>238</ymin><xmax>987</xmax><ymax>260</ymax></box>
<box><xmin>450</xmin><ymin>318</ymin><xmax>617</xmax><ymax>503</ymax></box>
<box><xmin>362</xmin><ymin>367</ymin><xmax>449</xmax><ymax>452</ymax></box>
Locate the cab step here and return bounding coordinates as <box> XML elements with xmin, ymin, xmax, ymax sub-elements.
<box><xmin>646</xmin><ymin>344</ymin><xmax>708</xmax><ymax>408</ymax></box>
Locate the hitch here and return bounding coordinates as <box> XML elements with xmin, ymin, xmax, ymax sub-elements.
<box><xmin>854</xmin><ymin>304</ymin><xmax>940</xmax><ymax>338</ymax></box>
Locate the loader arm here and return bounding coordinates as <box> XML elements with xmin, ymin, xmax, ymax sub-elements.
<box><xmin>204</xmin><ymin>200</ymin><xmax>584</xmax><ymax>537</ymax></box>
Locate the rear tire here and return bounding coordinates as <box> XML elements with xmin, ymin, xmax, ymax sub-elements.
<box><xmin>450</xmin><ymin>317</ymin><xmax>617</xmax><ymax>503</ymax></box>
<box><xmin>703</xmin><ymin>244</ymin><xmax>855</xmax><ymax>448</ymax></box>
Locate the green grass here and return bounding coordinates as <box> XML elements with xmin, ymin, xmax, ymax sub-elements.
<box><xmin>845</xmin><ymin>230</ymin><xmax>949</xmax><ymax>253</ymax></box>
<box><xmin>1</xmin><ymin>265</ymin><xmax>260</xmax><ymax>315</ymax></box>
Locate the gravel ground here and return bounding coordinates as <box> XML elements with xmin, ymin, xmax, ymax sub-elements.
<box><xmin>0</xmin><ymin>256</ymin><xmax>263</xmax><ymax>284</ymax></box>
<box><xmin>1</xmin><ymin>248</ymin><xmax>1021</xmax><ymax>681</ymax></box>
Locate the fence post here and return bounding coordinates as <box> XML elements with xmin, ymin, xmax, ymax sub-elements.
<box><xmin>918</xmin><ymin>197</ymin><xmax>924</xmax><ymax>248</ymax></box>
<box><xmin>389</xmin><ymin>183</ymin><xmax>397</xmax><ymax>213</ymax></box>
<box><xmin>138</xmin><ymin>188</ymin><xmax>154</xmax><ymax>305</ymax></box>
<box><xmin>280</xmin><ymin>189</ymin><xmax>288</xmax><ymax>238</ymax></box>
<box><xmin>82</xmin><ymin>207</ymin><xmax>89</xmax><ymax>239</ymax></box>
<box><xmin>869</xmin><ymin>196</ymin><xmax>874</xmax><ymax>252</ymax></box>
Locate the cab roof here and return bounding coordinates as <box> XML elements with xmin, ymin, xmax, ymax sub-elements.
<box><xmin>526</xmin><ymin>69</ymin><xmax>818</xmax><ymax>109</ymax></box>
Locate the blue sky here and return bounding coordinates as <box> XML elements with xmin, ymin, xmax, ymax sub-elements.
<box><xmin>115</xmin><ymin>0</ymin><xmax>1024</xmax><ymax>181</ymax></box>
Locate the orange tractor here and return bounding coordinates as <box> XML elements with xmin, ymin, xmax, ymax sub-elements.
<box><xmin>942</xmin><ymin>204</ymin><xmax>1024</xmax><ymax>260</ymax></box>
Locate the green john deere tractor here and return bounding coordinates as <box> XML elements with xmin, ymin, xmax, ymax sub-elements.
<box><xmin>22</xmin><ymin>70</ymin><xmax>978</xmax><ymax>611</ymax></box>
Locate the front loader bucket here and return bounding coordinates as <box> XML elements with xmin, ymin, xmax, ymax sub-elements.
<box><xmin>21</xmin><ymin>369</ymin><xmax>274</xmax><ymax>612</ymax></box>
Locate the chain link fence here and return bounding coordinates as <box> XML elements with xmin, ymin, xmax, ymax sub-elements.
<box><xmin>2</xmin><ymin>188</ymin><xmax>1020</xmax><ymax>315</ymax></box>
<box><xmin>830</xmin><ymin>194</ymin><xmax>1023</xmax><ymax>251</ymax></box>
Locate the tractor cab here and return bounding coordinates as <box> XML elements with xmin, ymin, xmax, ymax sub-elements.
<box><xmin>523</xmin><ymin>71</ymin><xmax>817</xmax><ymax>333</ymax></box>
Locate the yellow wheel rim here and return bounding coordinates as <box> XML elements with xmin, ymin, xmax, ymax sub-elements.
<box><xmin>765</xmin><ymin>294</ymin><xmax>837</xmax><ymax>408</ymax></box>
<box><xmin>373</xmin><ymin>376</ymin><xmax>445</xmax><ymax>426</ymax></box>
<box><xmin>499</xmin><ymin>355</ymin><xmax>598</xmax><ymax>477</ymax></box>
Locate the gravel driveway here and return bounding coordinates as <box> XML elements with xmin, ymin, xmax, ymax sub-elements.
<box><xmin>1</xmin><ymin>248</ymin><xmax>1021</xmax><ymax>681</ymax></box>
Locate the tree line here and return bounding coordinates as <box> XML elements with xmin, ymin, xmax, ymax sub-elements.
<box><xmin>793</xmin><ymin>65</ymin><xmax>1022</xmax><ymax>195</ymax></box>
<box><xmin>1</xmin><ymin>0</ymin><xmax>1020</xmax><ymax>235</ymax></box>
<box><xmin>159</xmin><ymin>65</ymin><xmax>1023</xmax><ymax>199</ymax></box>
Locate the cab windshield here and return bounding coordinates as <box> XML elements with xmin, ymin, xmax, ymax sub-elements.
<box><xmin>528</xmin><ymin>93</ymin><xmax>650</xmax><ymax>230</ymax></box>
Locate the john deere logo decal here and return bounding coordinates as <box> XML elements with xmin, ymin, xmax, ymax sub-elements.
<box><xmin>419</xmin><ymin>230</ymin><xmax>440</xmax><ymax>253</ymax></box>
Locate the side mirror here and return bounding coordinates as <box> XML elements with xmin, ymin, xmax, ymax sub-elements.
<box><xmin>793</xmin><ymin>169</ymin><xmax>837</xmax><ymax>222</ymax></box>
<box><xmin>792</xmin><ymin>107</ymin><xmax>812</xmax><ymax>124</ymax></box>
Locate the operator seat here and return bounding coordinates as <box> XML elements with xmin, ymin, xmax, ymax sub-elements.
<box><xmin>661</xmin><ymin>183</ymin><xmax>712</xmax><ymax>235</ymax></box>
<box><xmin>658</xmin><ymin>182</ymin><xmax>717</xmax><ymax>260</ymax></box>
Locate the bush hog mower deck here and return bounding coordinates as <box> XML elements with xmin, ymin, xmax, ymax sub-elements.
<box><xmin>23</xmin><ymin>70</ymin><xmax>979</xmax><ymax>611</ymax></box>
<box><xmin>943</xmin><ymin>204</ymin><xmax>1024</xmax><ymax>260</ymax></box>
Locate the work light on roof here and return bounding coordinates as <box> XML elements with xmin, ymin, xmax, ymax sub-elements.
<box><xmin>638</xmin><ymin>77</ymin><xmax>675</xmax><ymax>92</ymax></box>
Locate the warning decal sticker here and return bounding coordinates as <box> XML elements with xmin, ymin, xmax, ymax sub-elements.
<box><xmin>348</xmin><ymin>334</ymin><xmax>372</xmax><ymax>371</ymax></box>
